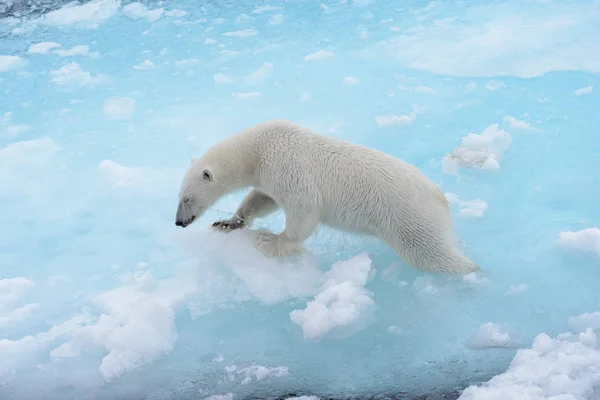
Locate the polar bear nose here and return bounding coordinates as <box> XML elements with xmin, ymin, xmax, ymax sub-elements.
<box><xmin>175</xmin><ymin>215</ymin><xmax>195</xmax><ymax>228</ymax></box>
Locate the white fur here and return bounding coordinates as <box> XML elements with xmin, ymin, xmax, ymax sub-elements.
<box><xmin>176</xmin><ymin>119</ymin><xmax>479</xmax><ymax>274</ymax></box>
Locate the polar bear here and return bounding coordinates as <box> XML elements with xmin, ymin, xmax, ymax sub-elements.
<box><xmin>175</xmin><ymin>119</ymin><xmax>479</xmax><ymax>274</ymax></box>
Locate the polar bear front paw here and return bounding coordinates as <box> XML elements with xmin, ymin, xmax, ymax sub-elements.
<box><xmin>254</xmin><ymin>230</ymin><xmax>304</xmax><ymax>258</ymax></box>
<box><xmin>212</xmin><ymin>216</ymin><xmax>246</xmax><ymax>231</ymax></box>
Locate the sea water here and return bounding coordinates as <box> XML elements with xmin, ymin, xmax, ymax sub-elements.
<box><xmin>1</xmin><ymin>0</ymin><xmax>599</xmax><ymax>399</ymax></box>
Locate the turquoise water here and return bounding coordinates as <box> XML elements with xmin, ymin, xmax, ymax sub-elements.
<box><xmin>1</xmin><ymin>1</ymin><xmax>600</xmax><ymax>399</ymax></box>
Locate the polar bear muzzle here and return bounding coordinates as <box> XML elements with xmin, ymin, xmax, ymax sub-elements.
<box><xmin>175</xmin><ymin>200</ymin><xmax>200</xmax><ymax>228</ymax></box>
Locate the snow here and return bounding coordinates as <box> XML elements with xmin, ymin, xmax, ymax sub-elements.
<box><xmin>1</xmin><ymin>0</ymin><xmax>600</xmax><ymax>399</ymax></box>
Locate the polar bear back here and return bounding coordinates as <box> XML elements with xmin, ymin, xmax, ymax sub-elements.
<box><xmin>245</xmin><ymin>120</ymin><xmax>450</xmax><ymax>236</ymax></box>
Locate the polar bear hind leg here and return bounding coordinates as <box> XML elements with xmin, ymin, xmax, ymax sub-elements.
<box><xmin>254</xmin><ymin>206</ymin><xmax>320</xmax><ymax>258</ymax></box>
<box><xmin>382</xmin><ymin>228</ymin><xmax>479</xmax><ymax>274</ymax></box>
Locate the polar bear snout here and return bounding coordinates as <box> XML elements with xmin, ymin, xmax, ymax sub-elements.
<box><xmin>175</xmin><ymin>215</ymin><xmax>195</xmax><ymax>227</ymax></box>
<box><xmin>175</xmin><ymin>201</ymin><xmax>200</xmax><ymax>228</ymax></box>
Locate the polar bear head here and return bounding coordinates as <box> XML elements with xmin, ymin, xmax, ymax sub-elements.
<box><xmin>175</xmin><ymin>157</ymin><xmax>223</xmax><ymax>227</ymax></box>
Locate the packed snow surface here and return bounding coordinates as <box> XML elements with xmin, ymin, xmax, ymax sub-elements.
<box><xmin>1</xmin><ymin>0</ymin><xmax>599</xmax><ymax>399</ymax></box>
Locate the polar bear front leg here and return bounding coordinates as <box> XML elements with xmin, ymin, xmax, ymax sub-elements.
<box><xmin>212</xmin><ymin>189</ymin><xmax>279</xmax><ymax>231</ymax></box>
<box><xmin>254</xmin><ymin>207</ymin><xmax>319</xmax><ymax>258</ymax></box>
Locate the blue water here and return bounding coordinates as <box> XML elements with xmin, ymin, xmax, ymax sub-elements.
<box><xmin>1</xmin><ymin>1</ymin><xmax>600</xmax><ymax>399</ymax></box>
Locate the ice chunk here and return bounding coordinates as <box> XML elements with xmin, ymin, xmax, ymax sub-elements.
<box><xmin>204</xmin><ymin>395</ymin><xmax>235</xmax><ymax>400</ymax></box>
<box><xmin>285</xmin><ymin>397</ymin><xmax>320</xmax><ymax>400</ymax></box>
<box><xmin>232</xmin><ymin>92</ymin><xmax>261</xmax><ymax>100</ymax></box>
<box><xmin>50</xmin><ymin>271</ymin><xmax>182</xmax><ymax>382</ymax></box>
<box><xmin>0</xmin><ymin>277</ymin><xmax>35</xmax><ymax>304</ymax></box>
<box><xmin>132</xmin><ymin>60</ymin><xmax>156</xmax><ymax>70</ymax></box>
<box><xmin>506</xmin><ymin>284</ymin><xmax>529</xmax><ymax>296</ymax></box>
<box><xmin>304</xmin><ymin>50</ymin><xmax>335</xmax><ymax>60</ymax></box>
<box><xmin>579</xmin><ymin>328</ymin><xmax>597</xmax><ymax>348</ymax></box>
<box><xmin>44</xmin><ymin>0</ymin><xmax>121</xmax><ymax>28</ymax></box>
<box><xmin>568</xmin><ymin>312</ymin><xmax>600</xmax><ymax>333</ymax></box>
<box><xmin>176</xmin><ymin>228</ymin><xmax>325</xmax><ymax>306</ymax></box>
<box><xmin>49</xmin><ymin>62</ymin><xmax>106</xmax><ymax>87</ymax></box>
<box><xmin>54</xmin><ymin>45</ymin><xmax>92</xmax><ymax>57</ymax></box>
<box><xmin>575</xmin><ymin>86</ymin><xmax>593</xmax><ymax>95</ymax></box>
<box><xmin>103</xmin><ymin>97</ymin><xmax>135</xmax><ymax>119</ymax></box>
<box><xmin>442</xmin><ymin>124</ymin><xmax>512</xmax><ymax>174</ymax></box>
<box><xmin>0</xmin><ymin>314</ymin><xmax>93</xmax><ymax>372</ymax></box>
<box><xmin>3</xmin><ymin>124</ymin><xmax>30</xmax><ymax>138</ymax></box>
<box><xmin>0</xmin><ymin>137</ymin><xmax>59</xmax><ymax>168</ymax></box>
<box><xmin>375</xmin><ymin>113</ymin><xmax>416</xmax><ymax>127</ymax></box>
<box><xmin>28</xmin><ymin>42</ymin><xmax>62</xmax><ymax>54</ymax></box>
<box><xmin>0</xmin><ymin>55</ymin><xmax>26</xmax><ymax>72</ymax></box>
<box><xmin>289</xmin><ymin>253</ymin><xmax>375</xmax><ymax>341</ymax></box>
<box><xmin>468</xmin><ymin>322</ymin><xmax>519</xmax><ymax>349</ymax></box>
<box><xmin>342</xmin><ymin>76</ymin><xmax>360</xmax><ymax>86</ymax></box>
<box><xmin>225</xmin><ymin>363</ymin><xmax>288</xmax><ymax>385</ymax></box>
<box><xmin>0</xmin><ymin>277</ymin><xmax>39</xmax><ymax>328</ymax></box>
<box><xmin>558</xmin><ymin>228</ymin><xmax>600</xmax><ymax>259</ymax></box>
<box><xmin>253</xmin><ymin>5</ymin><xmax>283</xmax><ymax>14</ymax></box>
<box><xmin>269</xmin><ymin>14</ymin><xmax>285</xmax><ymax>26</ymax></box>
<box><xmin>98</xmin><ymin>160</ymin><xmax>148</xmax><ymax>187</ymax></box>
<box><xmin>446</xmin><ymin>193</ymin><xmax>488</xmax><ymax>218</ymax></box>
<box><xmin>485</xmin><ymin>81</ymin><xmax>505</xmax><ymax>91</ymax></box>
<box><xmin>0</xmin><ymin>303</ymin><xmax>40</xmax><ymax>328</ymax></box>
<box><xmin>459</xmin><ymin>327</ymin><xmax>600</xmax><ymax>399</ymax></box>
<box><xmin>122</xmin><ymin>3</ymin><xmax>164</xmax><ymax>22</ymax></box>
<box><xmin>222</xmin><ymin>28</ymin><xmax>259</xmax><ymax>38</ymax></box>
<box><xmin>503</xmin><ymin>115</ymin><xmax>540</xmax><ymax>132</ymax></box>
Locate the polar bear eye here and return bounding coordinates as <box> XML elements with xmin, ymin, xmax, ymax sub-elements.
<box><xmin>202</xmin><ymin>169</ymin><xmax>212</xmax><ymax>182</ymax></box>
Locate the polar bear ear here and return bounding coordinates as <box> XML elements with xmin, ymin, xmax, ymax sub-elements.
<box><xmin>190</xmin><ymin>157</ymin><xmax>199</xmax><ymax>165</ymax></box>
<box><xmin>202</xmin><ymin>169</ymin><xmax>213</xmax><ymax>182</ymax></box>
